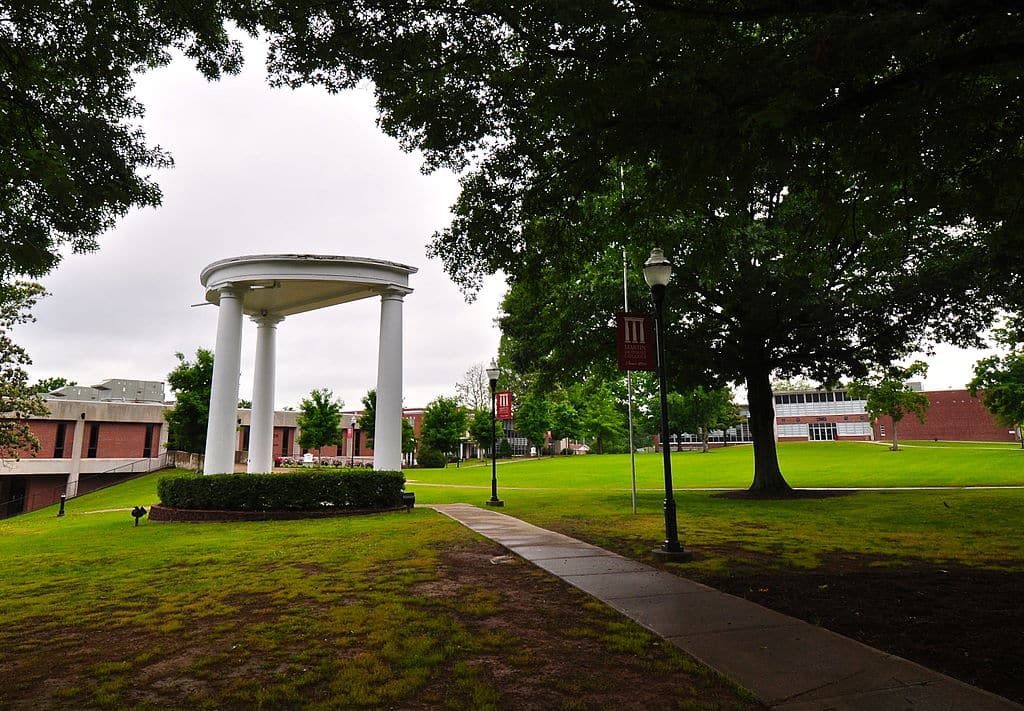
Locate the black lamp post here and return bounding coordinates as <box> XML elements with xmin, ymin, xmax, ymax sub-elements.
<box><xmin>349</xmin><ymin>418</ymin><xmax>359</xmax><ymax>467</ymax></box>
<box><xmin>485</xmin><ymin>359</ymin><xmax>504</xmax><ymax>507</ymax></box>
<box><xmin>644</xmin><ymin>248</ymin><xmax>691</xmax><ymax>560</ymax></box>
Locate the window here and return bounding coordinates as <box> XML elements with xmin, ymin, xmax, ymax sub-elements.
<box><xmin>808</xmin><ymin>422</ymin><xmax>837</xmax><ymax>441</ymax></box>
<box><xmin>281</xmin><ymin>428</ymin><xmax>291</xmax><ymax>456</ymax></box>
<box><xmin>54</xmin><ymin>423</ymin><xmax>67</xmax><ymax>458</ymax></box>
<box><xmin>143</xmin><ymin>424</ymin><xmax>155</xmax><ymax>458</ymax></box>
<box><xmin>87</xmin><ymin>424</ymin><xmax>100</xmax><ymax>458</ymax></box>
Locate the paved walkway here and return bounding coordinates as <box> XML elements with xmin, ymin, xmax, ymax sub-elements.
<box><xmin>431</xmin><ymin>503</ymin><xmax>1021</xmax><ymax>711</ymax></box>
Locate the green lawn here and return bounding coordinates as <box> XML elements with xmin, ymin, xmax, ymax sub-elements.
<box><xmin>410</xmin><ymin>440</ymin><xmax>1024</xmax><ymax>490</ymax></box>
<box><xmin>1</xmin><ymin>481</ymin><xmax>753</xmax><ymax>710</ymax></box>
<box><xmin>3</xmin><ymin>442</ymin><xmax>1021</xmax><ymax>708</ymax></box>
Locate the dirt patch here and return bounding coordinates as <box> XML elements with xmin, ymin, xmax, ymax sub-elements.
<box><xmin>693</xmin><ymin>552</ymin><xmax>1024</xmax><ymax>704</ymax></box>
<box><xmin>411</xmin><ymin>544</ymin><xmax>764</xmax><ymax>710</ymax></box>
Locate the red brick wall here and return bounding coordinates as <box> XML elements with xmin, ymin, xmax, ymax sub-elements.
<box><xmin>84</xmin><ymin>422</ymin><xmax>156</xmax><ymax>458</ymax></box>
<box><xmin>23</xmin><ymin>475</ymin><xmax>67</xmax><ymax>513</ymax></box>
<box><xmin>15</xmin><ymin>420</ymin><xmax>75</xmax><ymax>458</ymax></box>
<box><xmin>873</xmin><ymin>390</ymin><xmax>1016</xmax><ymax>442</ymax></box>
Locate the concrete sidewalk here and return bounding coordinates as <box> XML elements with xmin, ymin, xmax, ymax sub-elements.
<box><xmin>431</xmin><ymin>503</ymin><xmax>1021</xmax><ymax>711</ymax></box>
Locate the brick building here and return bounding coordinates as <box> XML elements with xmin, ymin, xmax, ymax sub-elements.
<box><xmin>872</xmin><ymin>389</ymin><xmax>1016</xmax><ymax>443</ymax></box>
<box><xmin>2</xmin><ymin>380</ymin><xmax>428</xmax><ymax>517</ymax></box>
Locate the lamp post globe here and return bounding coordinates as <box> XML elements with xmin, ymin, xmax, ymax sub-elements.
<box><xmin>485</xmin><ymin>359</ymin><xmax>504</xmax><ymax>507</ymax></box>
<box><xmin>644</xmin><ymin>248</ymin><xmax>690</xmax><ymax>560</ymax></box>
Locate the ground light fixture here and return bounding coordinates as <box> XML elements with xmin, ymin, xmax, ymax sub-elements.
<box><xmin>643</xmin><ymin>248</ymin><xmax>691</xmax><ymax>561</ymax></box>
<box><xmin>485</xmin><ymin>359</ymin><xmax>504</xmax><ymax>507</ymax></box>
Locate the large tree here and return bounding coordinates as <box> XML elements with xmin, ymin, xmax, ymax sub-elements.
<box><xmin>498</xmin><ymin>194</ymin><xmax>995</xmax><ymax>491</ymax></box>
<box><xmin>0</xmin><ymin>282</ymin><xmax>49</xmax><ymax>459</ymax></box>
<box><xmin>296</xmin><ymin>388</ymin><xmax>344</xmax><ymax>457</ymax></box>
<box><xmin>164</xmin><ymin>349</ymin><xmax>214</xmax><ymax>454</ymax></box>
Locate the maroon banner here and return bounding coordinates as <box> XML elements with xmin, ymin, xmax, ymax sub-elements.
<box><xmin>496</xmin><ymin>391</ymin><xmax>514</xmax><ymax>420</ymax></box>
<box><xmin>616</xmin><ymin>312</ymin><xmax>656</xmax><ymax>371</ymax></box>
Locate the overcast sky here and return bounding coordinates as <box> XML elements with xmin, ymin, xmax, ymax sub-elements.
<box><xmin>13</xmin><ymin>36</ymin><xmax>997</xmax><ymax>408</ymax></box>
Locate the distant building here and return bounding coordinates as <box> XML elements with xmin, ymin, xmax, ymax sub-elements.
<box><xmin>655</xmin><ymin>387</ymin><xmax>1017</xmax><ymax>450</ymax></box>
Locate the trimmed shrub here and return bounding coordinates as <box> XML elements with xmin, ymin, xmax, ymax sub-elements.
<box><xmin>417</xmin><ymin>447</ymin><xmax>446</xmax><ymax>468</ymax></box>
<box><xmin>157</xmin><ymin>469</ymin><xmax>406</xmax><ymax>511</ymax></box>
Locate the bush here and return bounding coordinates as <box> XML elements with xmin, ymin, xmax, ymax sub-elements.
<box><xmin>417</xmin><ymin>447</ymin><xmax>447</xmax><ymax>468</ymax></box>
<box><xmin>157</xmin><ymin>469</ymin><xmax>406</xmax><ymax>511</ymax></box>
<box><xmin>498</xmin><ymin>438</ymin><xmax>513</xmax><ymax>458</ymax></box>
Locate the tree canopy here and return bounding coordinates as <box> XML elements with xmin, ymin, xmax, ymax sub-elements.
<box><xmin>1</xmin><ymin>1</ymin><xmax>249</xmax><ymax>283</ymax></box>
<box><xmin>849</xmin><ymin>362</ymin><xmax>931</xmax><ymax>451</ymax></box>
<box><xmin>969</xmin><ymin>327</ymin><xmax>1024</xmax><ymax>448</ymax></box>
<box><xmin>296</xmin><ymin>388</ymin><xmax>344</xmax><ymax>455</ymax></box>
<box><xmin>664</xmin><ymin>386</ymin><xmax>740</xmax><ymax>454</ymax></box>
<box><xmin>419</xmin><ymin>396</ymin><xmax>468</xmax><ymax>461</ymax></box>
<box><xmin>250</xmin><ymin>2</ymin><xmax>1022</xmax><ymax>303</ymax></box>
<box><xmin>164</xmin><ymin>348</ymin><xmax>214</xmax><ymax>454</ymax></box>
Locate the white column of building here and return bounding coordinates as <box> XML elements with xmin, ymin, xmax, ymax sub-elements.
<box><xmin>204</xmin><ymin>285</ymin><xmax>246</xmax><ymax>474</ymax></box>
<box><xmin>373</xmin><ymin>288</ymin><xmax>407</xmax><ymax>471</ymax></box>
<box><xmin>65</xmin><ymin>413</ymin><xmax>86</xmax><ymax>497</ymax></box>
<box><xmin>248</xmin><ymin>312</ymin><xmax>283</xmax><ymax>473</ymax></box>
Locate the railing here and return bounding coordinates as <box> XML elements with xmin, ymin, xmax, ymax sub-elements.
<box><xmin>99</xmin><ymin>450</ymin><xmax>174</xmax><ymax>476</ymax></box>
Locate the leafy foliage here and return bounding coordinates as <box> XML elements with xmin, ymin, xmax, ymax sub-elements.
<box><xmin>969</xmin><ymin>329</ymin><xmax>1024</xmax><ymax>446</ymax></box>
<box><xmin>252</xmin><ymin>1</ymin><xmax>1017</xmax><ymax>493</ymax></box>
<box><xmin>0</xmin><ymin>282</ymin><xmax>49</xmax><ymax>459</ymax></box>
<box><xmin>164</xmin><ymin>348</ymin><xmax>213</xmax><ymax>454</ymax></box>
<box><xmin>157</xmin><ymin>469</ymin><xmax>405</xmax><ymax>511</ymax></box>
<box><xmin>297</xmin><ymin>388</ymin><xmax>344</xmax><ymax>454</ymax></box>
<box><xmin>419</xmin><ymin>396</ymin><xmax>468</xmax><ymax>459</ymax></box>
<box><xmin>358</xmin><ymin>389</ymin><xmax>376</xmax><ymax>447</ymax></box>
<box><xmin>467</xmin><ymin>407</ymin><xmax>496</xmax><ymax>454</ymax></box>
<box><xmin>849</xmin><ymin>362</ymin><xmax>931</xmax><ymax>451</ymax></box>
<box><xmin>0</xmin><ymin>1</ymin><xmax>249</xmax><ymax>282</ymax></box>
<box><xmin>416</xmin><ymin>447</ymin><xmax>447</xmax><ymax>469</ymax></box>
<box><xmin>401</xmin><ymin>417</ymin><xmax>416</xmax><ymax>455</ymax></box>
<box><xmin>32</xmin><ymin>377</ymin><xmax>76</xmax><ymax>393</ymax></box>
<box><xmin>514</xmin><ymin>392</ymin><xmax>550</xmax><ymax>453</ymax></box>
<box><xmin>664</xmin><ymin>386</ymin><xmax>740</xmax><ymax>453</ymax></box>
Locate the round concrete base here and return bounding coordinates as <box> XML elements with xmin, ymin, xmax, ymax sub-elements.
<box><xmin>485</xmin><ymin>499</ymin><xmax>505</xmax><ymax>507</ymax></box>
<box><xmin>651</xmin><ymin>547</ymin><xmax>693</xmax><ymax>562</ymax></box>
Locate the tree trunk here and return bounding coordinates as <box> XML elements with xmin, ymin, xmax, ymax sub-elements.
<box><xmin>746</xmin><ymin>367</ymin><xmax>793</xmax><ymax>494</ymax></box>
<box><xmin>701</xmin><ymin>428</ymin><xmax>709</xmax><ymax>453</ymax></box>
<box><xmin>891</xmin><ymin>418</ymin><xmax>900</xmax><ymax>451</ymax></box>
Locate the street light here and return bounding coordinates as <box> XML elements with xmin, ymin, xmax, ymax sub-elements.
<box><xmin>349</xmin><ymin>417</ymin><xmax>359</xmax><ymax>468</ymax></box>
<box><xmin>485</xmin><ymin>359</ymin><xmax>504</xmax><ymax>507</ymax></box>
<box><xmin>644</xmin><ymin>248</ymin><xmax>691</xmax><ymax>560</ymax></box>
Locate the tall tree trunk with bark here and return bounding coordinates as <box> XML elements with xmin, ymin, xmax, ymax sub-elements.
<box><xmin>745</xmin><ymin>367</ymin><xmax>793</xmax><ymax>494</ymax></box>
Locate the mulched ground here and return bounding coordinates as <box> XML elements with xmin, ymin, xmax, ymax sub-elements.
<box><xmin>693</xmin><ymin>557</ymin><xmax>1024</xmax><ymax>705</ymax></box>
<box><xmin>699</xmin><ymin>488</ymin><xmax>1023</xmax><ymax>704</ymax></box>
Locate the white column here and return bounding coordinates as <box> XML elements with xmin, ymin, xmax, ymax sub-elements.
<box><xmin>248</xmin><ymin>313</ymin><xmax>283</xmax><ymax>473</ymax></box>
<box><xmin>65</xmin><ymin>414</ymin><xmax>86</xmax><ymax>497</ymax></box>
<box><xmin>204</xmin><ymin>285</ymin><xmax>246</xmax><ymax>474</ymax></box>
<box><xmin>373</xmin><ymin>289</ymin><xmax>407</xmax><ymax>470</ymax></box>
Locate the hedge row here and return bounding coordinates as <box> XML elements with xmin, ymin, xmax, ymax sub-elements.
<box><xmin>157</xmin><ymin>470</ymin><xmax>406</xmax><ymax>512</ymax></box>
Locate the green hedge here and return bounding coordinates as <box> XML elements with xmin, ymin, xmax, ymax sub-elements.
<box><xmin>157</xmin><ymin>470</ymin><xmax>406</xmax><ymax>512</ymax></box>
<box><xmin>417</xmin><ymin>447</ymin><xmax>446</xmax><ymax>468</ymax></box>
